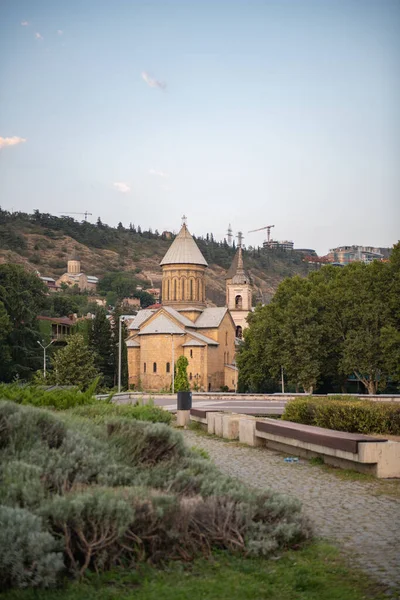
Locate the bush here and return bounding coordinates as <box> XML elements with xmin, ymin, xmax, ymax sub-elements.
<box><xmin>69</xmin><ymin>402</ymin><xmax>172</xmax><ymax>424</ymax></box>
<box><xmin>283</xmin><ymin>396</ymin><xmax>400</xmax><ymax>435</ymax></box>
<box><xmin>0</xmin><ymin>381</ymin><xmax>99</xmax><ymax>410</ymax></box>
<box><xmin>0</xmin><ymin>402</ymin><xmax>312</xmax><ymax>588</ymax></box>
<box><xmin>107</xmin><ymin>420</ymin><xmax>186</xmax><ymax>466</ymax></box>
<box><xmin>0</xmin><ymin>505</ymin><xmax>63</xmax><ymax>590</ymax></box>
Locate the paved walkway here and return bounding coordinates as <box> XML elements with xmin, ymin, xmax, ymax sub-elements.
<box><xmin>182</xmin><ymin>429</ymin><xmax>400</xmax><ymax>595</ymax></box>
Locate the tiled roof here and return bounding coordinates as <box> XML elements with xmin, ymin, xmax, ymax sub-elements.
<box><xmin>127</xmin><ymin>309</ymin><xmax>155</xmax><ymax>330</ymax></box>
<box><xmin>139</xmin><ymin>314</ymin><xmax>185</xmax><ymax>335</ymax></box>
<box><xmin>160</xmin><ymin>224</ymin><xmax>208</xmax><ymax>267</ymax></box>
<box><xmin>37</xmin><ymin>316</ymin><xmax>74</xmax><ymax>326</ymax></box>
<box><xmin>194</xmin><ymin>307</ymin><xmax>228</xmax><ymax>328</ymax></box>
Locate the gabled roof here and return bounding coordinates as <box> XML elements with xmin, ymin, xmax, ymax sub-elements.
<box><xmin>163</xmin><ymin>306</ymin><xmax>196</xmax><ymax>328</ymax></box>
<box><xmin>186</xmin><ymin>330</ymin><xmax>219</xmax><ymax>346</ymax></box>
<box><xmin>182</xmin><ymin>339</ymin><xmax>206</xmax><ymax>347</ymax></box>
<box><xmin>139</xmin><ymin>314</ymin><xmax>185</xmax><ymax>335</ymax></box>
<box><xmin>128</xmin><ymin>309</ymin><xmax>155</xmax><ymax>330</ymax></box>
<box><xmin>160</xmin><ymin>223</ymin><xmax>208</xmax><ymax>267</ymax></box>
<box><xmin>194</xmin><ymin>307</ymin><xmax>228</xmax><ymax>328</ymax></box>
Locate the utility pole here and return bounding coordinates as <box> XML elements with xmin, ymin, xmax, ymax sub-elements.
<box><xmin>281</xmin><ymin>365</ymin><xmax>285</xmax><ymax>394</ymax></box>
<box><xmin>37</xmin><ymin>340</ymin><xmax>54</xmax><ymax>378</ymax></box>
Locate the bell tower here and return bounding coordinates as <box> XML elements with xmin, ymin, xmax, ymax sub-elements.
<box><xmin>226</xmin><ymin>246</ymin><xmax>252</xmax><ymax>338</ymax></box>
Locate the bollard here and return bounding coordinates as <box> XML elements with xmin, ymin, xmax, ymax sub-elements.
<box><xmin>177</xmin><ymin>391</ymin><xmax>192</xmax><ymax>428</ymax></box>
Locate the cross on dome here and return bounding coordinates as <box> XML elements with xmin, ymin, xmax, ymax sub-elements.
<box><xmin>181</xmin><ymin>214</ymin><xmax>187</xmax><ymax>227</ymax></box>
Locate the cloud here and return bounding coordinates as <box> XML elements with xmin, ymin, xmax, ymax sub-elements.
<box><xmin>57</xmin><ymin>29</ymin><xmax>63</xmax><ymax>35</ymax></box>
<box><xmin>113</xmin><ymin>182</ymin><xmax>131</xmax><ymax>193</ymax></box>
<box><xmin>149</xmin><ymin>168</ymin><xmax>169</xmax><ymax>178</ymax></box>
<box><xmin>21</xmin><ymin>21</ymin><xmax>29</xmax><ymax>26</ymax></box>
<box><xmin>0</xmin><ymin>136</ymin><xmax>27</xmax><ymax>149</ymax></box>
<box><xmin>141</xmin><ymin>71</ymin><xmax>166</xmax><ymax>90</ymax></box>
<box><xmin>35</xmin><ymin>32</ymin><xmax>43</xmax><ymax>40</ymax></box>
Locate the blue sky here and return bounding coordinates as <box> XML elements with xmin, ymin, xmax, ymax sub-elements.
<box><xmin>0</xmin><ymin>0</ymin><xmax>399</xmax><ymax>254</ymax></box>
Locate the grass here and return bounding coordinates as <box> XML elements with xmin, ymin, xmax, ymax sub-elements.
<box><xmin>1</xmin><ymin>542</ymin><xmax>387</xmax><ymax>600</ymax></box>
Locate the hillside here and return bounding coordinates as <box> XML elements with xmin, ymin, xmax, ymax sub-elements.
<box><xmin>0</xmin><ymin>209</ymin><xmax>314</xmax><ymax>305</ymax></box>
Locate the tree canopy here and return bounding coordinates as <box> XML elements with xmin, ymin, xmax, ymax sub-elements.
<box><xmin>0</xmin><ymin>264</ymin><xmax>47</xmax><ymax>381</ymax></box>
<box><xmin>237</xmin><ymin>244</ymin><xmax>400</xmax><ymax>394</ymax></box>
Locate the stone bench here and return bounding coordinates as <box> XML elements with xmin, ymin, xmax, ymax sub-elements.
<box><xmin>189</xmin><ymin>410</ymin><xmax>400</xmax><ymax>478</ymax></box>
<box><xmin>239</xmin><ymin>418</ymin><xmax>398</xmax><ymax>478</ymax></box>
<box><xmin>190</xmin><ymin>409</ymin><xmax>245</xmax><ymax>439</ymax></box>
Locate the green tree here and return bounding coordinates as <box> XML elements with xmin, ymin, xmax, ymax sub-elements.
<box><xmin>238</xmin><ymin>250</ymin><xmax>400</xmax><ymax>395</ymax></box>
<box><xmin>89</xmin><ymin>307</ymin><xmax>114</xmax><ymax>388</ymax></box>
<box><xmin>50</xmin><ymin>334</ymin><xmax>100</xmax><ymax>390</ymax></box>
<box><xmin>174</xmin><ymin>355</ymin><xmax>190</xmax><ymax>392</ymax></box>
<box><xmin>0</xmin><ymin>264</ymin><xmax>47</xmax><ymax>381</ymax></box>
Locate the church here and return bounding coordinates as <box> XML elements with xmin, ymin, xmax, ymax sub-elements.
<box><xmin>126</xmin><ymin>220</ymin><xmax>252</xmax><ymax>392</ymax></box>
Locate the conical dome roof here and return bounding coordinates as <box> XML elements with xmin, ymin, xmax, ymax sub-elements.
<box><xmin>160</xmin><ymin>223</ymin><xmax>208</xmax><ymax>267</ymax></box>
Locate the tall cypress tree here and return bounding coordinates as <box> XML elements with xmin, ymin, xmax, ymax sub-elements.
<box><xmin>89</xmin><ymin>307</ymin><xmax>114</xmax><ymax>388</ymax></box>
<box><xmin>111</xmin><ymin>304</ymin><xmax>128</xmax><ymax>389</ymax></box>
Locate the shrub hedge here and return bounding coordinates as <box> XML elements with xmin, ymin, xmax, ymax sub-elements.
<box><xmin>69</xmin><ymin>402</ymin><xmax>172</xmax><ymax>424</ymax></box>
<box><xmin>0</xmin><ymin>401</ymin><xmax>312</xmax><ymax>588</ymax></box>
<box><xmin>0</xmin><ymin>382</ymin><xmax>99</xmax><ymax>410</ymax></box>
<box><xmin>282</xmin><ymin>396</ymin><xmax>400</xmax><ymax>435</ymax></box>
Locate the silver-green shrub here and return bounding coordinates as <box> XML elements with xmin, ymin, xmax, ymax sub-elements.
<box><xmin>0</xmin><ymin>505</ymin><xmax>63</xmax><ymax>589</ymax></box>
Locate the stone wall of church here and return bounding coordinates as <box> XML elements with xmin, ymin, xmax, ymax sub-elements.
<box><xmin>137</xmin><ymin>334</ymin><xmax>180</xmax><ymax>391</ymax></box>
<box><xmin>127</xmin><ymin>346</ymin><xmax>141</xmax><ymax>388</ymax></box>
<box><xmin>183</xmin><ymin>345</ymin><xmax>207</xmax><ymax>391</ymax></box>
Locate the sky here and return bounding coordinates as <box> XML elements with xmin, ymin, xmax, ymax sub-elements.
<box><xmin>0</xmin><ymin>0</ymin><xmax>399</xmax><ymax>255</ymax></box>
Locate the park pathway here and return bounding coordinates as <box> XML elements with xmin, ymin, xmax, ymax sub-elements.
<box><xmin>182</xmin><ymin>429</ymin><xmax>400</xmax><ymax>595</ymax></box>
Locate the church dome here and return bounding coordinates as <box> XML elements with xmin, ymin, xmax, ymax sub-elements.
<box><xmin>160</xmin><ymin>223</ymin><xmax>208</xmax><ymax>267</ymax></box>
<box><xmin>160</xmin><ymin>221</ymin><xmax>207</xmax><ymax>308</ymax></box>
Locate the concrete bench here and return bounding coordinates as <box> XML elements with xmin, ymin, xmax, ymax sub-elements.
<box><xmin>239</xmin><ymin>418</ymin><xmax>399</xmax><ymax>478</ymax></box>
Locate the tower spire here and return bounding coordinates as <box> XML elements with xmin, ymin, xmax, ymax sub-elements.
<box><xmin>232</xmin><ymin>246</ymin><xmax>247</xmax><ymax>284</ymax></box>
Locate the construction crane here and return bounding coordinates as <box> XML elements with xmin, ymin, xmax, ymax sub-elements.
<box><xmin>248</xmin><ymin>224</ymin><xmax>275</xmax><ymax>245</ymax></box>
<box><xmin>59</xmin><ymin>211</ymin><xmax>93</xmax><ymax>221</ymax></box>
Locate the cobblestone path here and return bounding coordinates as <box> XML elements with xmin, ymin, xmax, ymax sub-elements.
<box><xmin>182</xmin><ymin>429</ymin><xmax>400</xmax><ymax>594</ymax></box>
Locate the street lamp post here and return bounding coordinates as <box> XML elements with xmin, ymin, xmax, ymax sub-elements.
<box><xmin>37</xmin><ymin>340</ymin><xmax>54</xmax><ymax>378</ymax></box>
<box><xmin>118</xmin><ymin>315</ymin><xmax>126</xmax><ymax>393</ymax></box>
<box><xmin>171</xmin><ymin>334</ymin><xmax>175</xmax><ymax>394</ymax></box>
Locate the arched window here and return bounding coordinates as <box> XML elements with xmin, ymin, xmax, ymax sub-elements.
<box><xmin>153</xmin><ymin>362</ymin><xmax>157</xmax><ymax>373</ymax></box>
<box><xmin>190</xmin><ymin>349</ymin><xmax>193</xmax><ymax>358</ymax></box>
<box><xmin>225</xmin><ymin>332</ymin><xmax>228</xmax><ymax>345</ymax></box>
<box><xmin>236</xmin><ymin>326</ymin><xmax>243</xmax><ymax>339</ymax></box>
<box><xmin>144</xmin><ymin>362</ymin><xmax>146</xmax><ymax>373</ymax></box>
<box><xmin>189</xmin><ymin>372</ymin><xmax>192</xmax><ymax>380</ymax></box>
<box><xmin>167</xmin><ymin>279</ymin><xmax>170</xmax><ymax>300</ymax></box>
<box><xmin>173</xmin><ymin>279</ymin><xmax>177</xmax><ymax>301</ymax></box>
<box><xmin>181</xmin><ymin>279</ymin><xmax>185</xmax><ymax>299</ymax></box>
<box><xmin>235</xmin><ymin>295</ymin><xmax>243</xmax><ymax>309</ymax></box>
<box><xmin>227</xmin><ymin>352</ymin><xmax>230</xmax><ymax>364</ymax></box>
<box><xmin>166</xmin><ymin>362</ymin><xmax>170</xmax><ymax>373</ymax></box>
<box><xmin>190</xmin><ymin>279</ymin><xmax>193</xmax><ymax>300</ymax></box>
<box><xmin>224</xmin><ymin>352</ymin><xmax>226</xmax><ymax>364</ymax></box>
<box><xmin>197</xmin><ymin>279</ymin><xmax>201</xmax><ymax>300</ymax></box>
